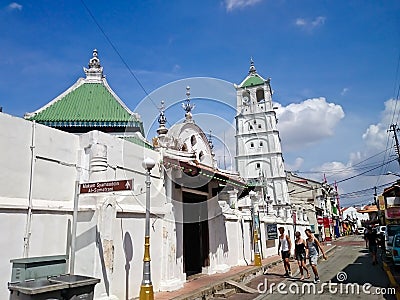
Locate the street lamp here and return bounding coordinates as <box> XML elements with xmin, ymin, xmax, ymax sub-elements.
<box><xmin>266</xmin><ymin>195</ymin><xmax>273</xmax><ymax>215</ymax></box>
<box><xmin>140</xmin><ymin>157</ymin><xmax>156</xmax><ymax>300</ymax></box>
<box><xmin>250</xmin><ymin>191</ymin><xmax>262</xmax><ymax>266</ymax></box>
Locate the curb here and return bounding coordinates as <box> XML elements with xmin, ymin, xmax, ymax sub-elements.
<box><xmin>382</xmin><ymin>262</ymin><xmax>400</xmax><ymax>300</ymax></box>
<box><xmin>169</xmin><ymin>257</ymin><xmax>283</xmax><ymax>300</ymax></box>
<box><xmin>160</xmin><ymin>244</ymin><xmax>337</xmax><ymax>300</ymax></box>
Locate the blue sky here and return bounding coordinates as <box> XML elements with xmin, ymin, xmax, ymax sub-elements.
<box><xmin>1</xmin><ymin>0</ymin><xmax>400</xmax><ymax>206</ymax></box>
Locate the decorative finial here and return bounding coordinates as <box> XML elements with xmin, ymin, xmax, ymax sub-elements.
<box><xmin>84</xmin><ymin>48</ymin><xmax>103</xmax><ymax>81</ymax></box>
<box><xmin>208</xmin><ymin>130</ymin><xmax>216</xmax><ymax>159</ymax></box>
<box><xmin>89</xmin><ymin>49</ymin><xmax>101</xmax><ymax>69</ymax></box>
<box><xmin>157</xmin><ymin>100</ymin><xmax>168</xmax><ymax>136</ymax></box>
<box><xmin>249</xmin><ymin>57</ymin><xmax>257</xmax><ymax>75</ymax></box>
<box><xmin>186</xmin><ymin>86</ymin><xmax>191</xmax><ymax>99</ymax></box>
<box><xmin>158</xmin><ymin>100</ymin><xmax>167</xmax><ymax>125</ymax></box>
<box><xmin>182</xmin><ymin>86</ymin><xmax>195</xmax><ymax>122</ymax></box>
<box><xmin>208</xmin><ymin>130</ymin><xmax>214</xmax><ymax>150</ymax></box>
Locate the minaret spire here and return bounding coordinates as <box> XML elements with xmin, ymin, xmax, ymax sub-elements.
<box><xmin>84</xmin><ymin>49</ymin><xmax>104</xmax><ymax>82</ymax></box>
<box><xmin>182</xmin><ymin>86</ymin><xmax>195</xmax><ymax>122</ymax></box>
<box><xmin>249</xmin><ymin>57</ymin><xmax>257</xmax><ymax>75</ymax></box>
<box><xmin>157</xmin><ymin>100</ymin><xmax>168</xmax><ymax>136</ymax></box>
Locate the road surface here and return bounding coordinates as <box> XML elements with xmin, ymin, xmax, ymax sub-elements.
<box><xmin>226</xmin><ymin>235</ymin><xmax>397</xmax><ymax>300</ymax></box>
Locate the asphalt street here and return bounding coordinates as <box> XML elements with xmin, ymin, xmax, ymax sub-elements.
<box><xmin>226</xmin><ymin>235</ymin><xmax>397</xmax><ymax>300</ymax></box>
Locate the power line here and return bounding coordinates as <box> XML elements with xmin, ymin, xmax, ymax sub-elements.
<box><xmin>376</xmin><ymin>50</ymin><xmax>400</xmax><ymax>186</ymax></box>
<box><xmin>294</xmin><ymin>147</ymin><xmax>393</xmax><ymax>176</ymax></box>
<box><xmin>393</xmin><ymin>49</ymin><xmax>400</xmax><ymax>124</ymax></box>
<box><xmin>80</xmin><ymin>0</ymin><xmax>161</xmax><ymax>112</ymax></box>
<box><xmin>335</xmin><ymin>157</ymin><xmax>397</xmax><ymax>184</ymax></box>
<box><xmin>340</xmin><ymin>180</ymin><xmax>395</xmax><ymax>199</ymax></box>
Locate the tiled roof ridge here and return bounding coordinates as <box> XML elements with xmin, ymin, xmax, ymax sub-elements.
<box><xmin>25</xmin><ymin>77</ymin><xmax>85</xmax><ymax>119</ymax></box>
<box><xmin>25</xmin><ymin>76</ymin><xmax>140</xmax><ymax>123</ymax></box>
<box><xmin>101</xmin><ymin>76</ymin><xmax>139</xmax><ymax>119</ymax></box>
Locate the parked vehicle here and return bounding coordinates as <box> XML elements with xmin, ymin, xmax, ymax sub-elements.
<box><xmin>392</xmin><ymin>234</ymin><xmax>400</xmax><ymax>265</ymax></box>
<box><xmin>357</xmin><ymin>227</ymin><xmax>365</xmax><ymax>234</ymax></box>
<box><xmin>385</xmin><ymin>224</ymin><xmax>400</xmax><ymax>258</ymax></box>
<box><xmin>377</xmin><ymin>226</ymin><xmax>386</xmax><ymax>235</ymax></box>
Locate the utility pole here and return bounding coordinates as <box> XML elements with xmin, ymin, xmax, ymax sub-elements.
<box><xmin>388</xmin><ymin>124</ymin><xmax>400</xmax><ymax>167</ymax></box>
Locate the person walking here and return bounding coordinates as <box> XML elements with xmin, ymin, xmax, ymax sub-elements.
<box><xmin>365</xmin><ymin>226</ymin><xmax>378</xmax><ymax>265</ymax></box>
<box><xmin>278</xmin><ymin>227</ymin><xmax>292</xmax><ymax>277</ymax></box>
<box><xmin>294</xmin><ymin>231</ymin><xmax>310</xmax><ymax>280</ymax></box>
<box><xmin>305</xmin><ymin>229</ymin><xmax>327</xmax><ymax>283</ymax></box>
<box><xmin>364</xmin><ymin>228</ymin><xmax>369</xmax><ymax>249</ymax></box>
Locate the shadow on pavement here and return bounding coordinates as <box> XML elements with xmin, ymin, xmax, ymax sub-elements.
<box><xmin>329</xmin><ymin>249</ymin><xmax>396</xmax><ymax>300</ymax></box>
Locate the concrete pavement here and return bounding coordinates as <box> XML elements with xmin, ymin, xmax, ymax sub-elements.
<box><xmin>151</xmin><ymin>238</ymin><xmax>337</xmax><ymax>300</ymax></box>
<box><xmin>251</xmin><ymin>235</ymin><xmax>397</xmax><ymax>300</ymax></box>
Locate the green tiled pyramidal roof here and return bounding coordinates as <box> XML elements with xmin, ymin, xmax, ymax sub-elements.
<box><xmin>238</xmin><ymin>59</ymin><xmax>267</xmax><ymax>88</ymax></box>
<box><xmin>25</xmin><ymin>49</ymin><xmax>144</xmax><ymax>135</ymax></box>
<box><xmin>28</xmin><ymin>82</ymin><xmax>137</xmax><ymax>123</ymax></box>
<box><xmin>240</xmin><ymin>75</ymin><xmax>265</xmax><ymax>88</ymax></box>
<box><xmin>122</xmin><ymin>136</ymin><xmax>154</xmax><ymax>150</ymax></box>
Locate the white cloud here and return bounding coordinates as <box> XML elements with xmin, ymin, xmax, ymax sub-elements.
<box><xmin>275</xmin><ymin>97</ymin><xmax>345</xmax><ymax>151</ymax></box>
<box><xmin>295</xmin><ymin>16</ymin><xmax>326</xmax><ymax>31</ymax></box>
<box><xmin>312</xmin><ymin>16</ymin><xmax>326</xmax><ymax>27</ymax></box>
<box><xmin>295</xmin><ymin>18</ymin><xmax>306</xmax><ymax>26</ymax></box>
<box><xmin>312</xmin><ymin>161</ymin><xmax>356</xmax><ymax>181</ymax></box>
<box><xmin>224</xmin><ymin>0</ymin><xmax>263</xmax><ymax>11</ymax></box>
<box><xmin>361</xmin><ymin>99</ymin><xmax>398</xmax><ymax>152</ymax></box>
<box><xmin>341</xmin><ymin>87</ymin><xmax>349</xmax><ymax>96</ymax></box>
<box><xmin>291</xmin><ymin>98</ymin><xmax>399</xmax><ymax>207</ymax></box>
<box><xmin>7</xmin><ymin>2</ymin><xmax>22</xmax><ymax>11</ymax></box>
<box><xmin>285</xmin><ymin>157</ymin><xmax>304</xmax><ymax>171</ymax></box>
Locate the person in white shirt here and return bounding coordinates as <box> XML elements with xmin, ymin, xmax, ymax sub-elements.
<box><xmin>278</xmin><ymin>227</ymin><xmax>292</xmax><ymax>277</ymax></box>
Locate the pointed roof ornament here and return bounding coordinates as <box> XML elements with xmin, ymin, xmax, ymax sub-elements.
<box><xmin>182</xmin><ymin>86</ymin><xmax>195</xmax><ymax>122</ymax></box>
<box><xmin>208</xmin><ymin>130</ymin><xmax>214</xmax><ymax>150</ymax></box>
<box><xmin>84</xmin><ymin>49</ymin><xmax>104</xmax><ymax>82</ymax></box>
<box><xmin>249</xmin><ymin>57</ymin><xmax>257</xmax><ymax>75</ymax></box>
<box><xmin>238</xmin><ymin>57</ymin><xmax>265</xmax><ymax>88</ymax></box>
<box><xmin>157</xmin><ymin>100</ymin><xmax>168</xmax><ymax>135</ymax></box>
<box><xmin>208</xmin><ymin>130</ymin><xmax>216</xmax><ymax>158</ymax></box>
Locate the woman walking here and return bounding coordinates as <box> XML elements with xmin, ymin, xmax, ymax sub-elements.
<box><xmin>294</xmin><ymin>231</ymin><xmax>310</xmax><ymax>280</ymax></box>
<box><xmin>305</xmin><ymin>229</ymin><xmax>327</xmax><ymax>283</ymax></box>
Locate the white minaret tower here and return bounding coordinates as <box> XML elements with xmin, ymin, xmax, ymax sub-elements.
<box><xmin>235</xmin><ymin>59</ymin><xmax>290</xmax><ymax>209</ymax></box>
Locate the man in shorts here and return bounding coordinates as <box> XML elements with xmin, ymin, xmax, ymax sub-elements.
<box><xmin>278</xmin><ymin>227</ymin><xmax>292</xmax><ymax>276</ymax></box>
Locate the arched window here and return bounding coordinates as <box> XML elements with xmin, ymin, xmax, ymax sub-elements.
<box><xmin>191</xmin><ymin>135</ymin><xmax>197</xmax><ymax>146</ymax></box>
<box><xmin>259</xmin><ymin>141</ymin><xmax>263</xmax><ymax>147</ymax></box>
<box><xmin>258</xmin><ymin>124</ymin><xmax>262</xmax><ymax>129</ymax></box>
<box><xmin>182</xmin><ymin>144</ymin><xmax>188</xmax><ymax>152</ymax></box>
<box><xmin>250</xmin><ymin>142</ymin><xmax>254</xmax><ymax>148</ymax></box>
<box><xmin>242</xmin><ymin>90</ymin><xmax>250</xmax><ymax>104</ymax></box>
<box><xmin>199</xmin><ymin>151</ymin><xmax>205</xmax><ymax>161</ymax></box>
<box><xmin>256</xmin><ymin>89</ymin><xmax>265</xmax><ymax>103</ymax></box>
<box><xmin>256</xmin><ymin>163</ymin><xmax>261</xmax><ymax>169</ymax></box>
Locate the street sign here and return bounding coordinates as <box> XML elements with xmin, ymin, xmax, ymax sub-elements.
<box><xmin>80</xmin><ymin>179</ymin><xmax>133</xmax><ymax>194</ymax></box>
<box><xmin>266</xmin><ymin>224</ymin><xmax>278</xmax><ymax>240</ymax></box>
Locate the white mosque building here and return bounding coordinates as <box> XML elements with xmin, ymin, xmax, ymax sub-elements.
<box><xmin>0</xmin><ymin>51</ymin><xmax>308</xmax><ymax>299</ymax></box>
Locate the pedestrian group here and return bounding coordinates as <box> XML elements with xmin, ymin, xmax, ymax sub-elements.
<box><xmin>277</xmin><ymin>227</ymin><xmax>327</xmax><ymax>283</ymax></box>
